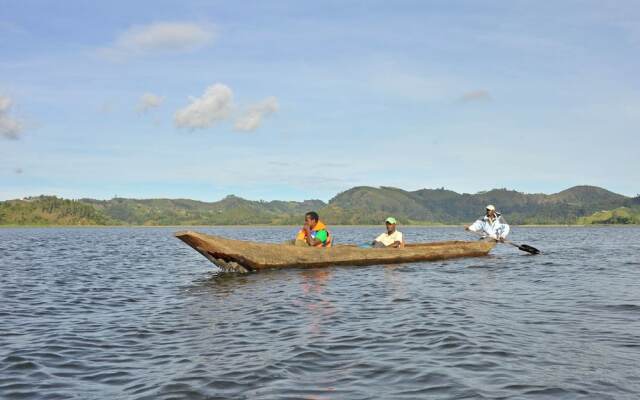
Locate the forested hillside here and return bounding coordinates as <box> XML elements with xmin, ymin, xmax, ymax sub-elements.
<box><xmin>1</xmin><ymin>186</ymin><xmax>637</xmax><ymax>226</ymax></box>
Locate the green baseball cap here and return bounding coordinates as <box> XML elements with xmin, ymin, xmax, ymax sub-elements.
<box><xmin>385</xmin><ymin>217</ymin><xmax>397</xmax><ymax>224</ymax></box>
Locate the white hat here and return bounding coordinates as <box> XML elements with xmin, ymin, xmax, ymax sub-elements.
<box><xmin>486</xmin><ymin>204</ymin><xmax>496</xmax><ymax>211</ymax></box>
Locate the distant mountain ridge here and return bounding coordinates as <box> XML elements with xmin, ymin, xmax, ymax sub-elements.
<box><xmin>0</xmin><ymin>185</ymin><xmax>637</xmax><ymax>226</ymax></box>
<box><xmin>324</xmin><ymin>185</ymin><xmax>632</xmax><ymax>225</ymax></box>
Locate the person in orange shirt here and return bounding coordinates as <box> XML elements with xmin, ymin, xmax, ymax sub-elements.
<box><xmin>295</xmin><ymin>211</ymin><xmax>332</xmax><ymax>247</ymax></box>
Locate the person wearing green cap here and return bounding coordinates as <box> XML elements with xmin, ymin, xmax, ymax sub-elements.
<box><xmin>372</xmin><ymin>217</ymin><xmax>404</xmax><ymax>248</ymax></box>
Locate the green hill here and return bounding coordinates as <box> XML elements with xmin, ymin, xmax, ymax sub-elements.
<box><xmin>0</xmin><ymin>186</ymin><xmax>636</xmax><ymax>226</ymax></box>
<box><xmin>549</xmin><ymin>185</ymin><xmax>627</xmax><ymax>205</ymax></box>
<box><xmin>578</xmin><ymin>206</ymin><xmax>640</xmax><ymax>224</ymax></box>
<box><xmin>326</xmin><ymin>186</ymin><xmax>437</xmax><ymax>224</ymax></box>
<box><xmin>82</xmin><ymin>195</ymin><xmax>325</xmax><ymax>225</ymax></box>
<box><xmin>0</xmin><ymin>196</ymin><xmax>114</xmax><ymax>226</ymax></box>
<box><xmin>323</xmin><ymin>185</ymin><xmax>632</xmax><ymax>225</ymax></box>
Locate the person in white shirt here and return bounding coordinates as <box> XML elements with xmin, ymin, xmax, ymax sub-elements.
<box><xmin>372</xmin><ymin>217</ymin><xmax>404</xmax><ymax>248</ymax></box>
<box><xmin>465</xmin><ymin>204</ymin><xmax>510</xmax><ymax>241</ymax></box>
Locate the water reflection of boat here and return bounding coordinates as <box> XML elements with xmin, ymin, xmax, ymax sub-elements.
<box><xmin>176</xmin><ymin>231</ymin><xmax>495</xmax><ymax>273</ymax></box>
<box><xmin>298</xmin><ymin>269</ymin><xmax>335</xmax><ymax>336</ymax></box>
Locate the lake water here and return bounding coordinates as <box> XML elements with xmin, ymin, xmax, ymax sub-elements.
<box><xmin>1</xmin><ymin>226</ymin><xmax>639</xmax><ymax>399</ymax></box>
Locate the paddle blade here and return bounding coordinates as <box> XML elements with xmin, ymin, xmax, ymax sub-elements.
<box><xmin>518</xmin><ymin>244</ymin><xmax>540</xmax><ymax>255</ymax></box>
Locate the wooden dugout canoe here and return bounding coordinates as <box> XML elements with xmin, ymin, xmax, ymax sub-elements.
<box><xmin>176</xmin><ymin>231</ymin><xmax>496</xmax><ymax>273</ymax></box>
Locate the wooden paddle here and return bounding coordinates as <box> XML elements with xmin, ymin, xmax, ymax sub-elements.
<box><xmin>502</xmin><ymin>239</ymin><xmax>541</xmax><ymax>255</ymax></box>
<box><xmin>467</xmin><ymin>229</ymin><xmax>541</xmax><ymax>255</ymax></box>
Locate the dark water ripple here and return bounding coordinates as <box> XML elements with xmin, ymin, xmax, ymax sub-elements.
<box><xmin>1</xmin><ymin>226</ymin><xmax>639</xmax><ymax>399</ymax></box>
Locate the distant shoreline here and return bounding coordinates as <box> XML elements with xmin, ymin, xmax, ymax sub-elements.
<box><xmin>3</xmin><ymin>187</ymin><xmax>637</xmax><ymax>226</ymax></box>
<box><xmin>1</xmin><ymin>224</ymin><xmax>638</xmax><ymax>228</ymax></box>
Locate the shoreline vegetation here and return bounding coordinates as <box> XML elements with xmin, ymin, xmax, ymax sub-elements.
<box><xmin>1</xmin><ymin>185</ymin><xmax>639</xmax><ymax>227</ymax></box>
<box><xmin>1</xmin><ymin>224</ymin><xmax>638</xmax><ymax>229</ymax></box>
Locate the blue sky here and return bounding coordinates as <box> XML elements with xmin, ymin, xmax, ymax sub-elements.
<box><xmin>1</xmin><ymin>0</ymin><xmax>638</xmax><ymax>201</ymax></box>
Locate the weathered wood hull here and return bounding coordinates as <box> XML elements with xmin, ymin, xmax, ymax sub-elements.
<box><xmin>176</xmin><ymin>231</ymin><xmax>495</xmax><ymax>272</ymax></box>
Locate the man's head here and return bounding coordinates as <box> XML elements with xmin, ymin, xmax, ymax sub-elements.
<box><xmin>485</xmin><ymin>204</ymin><xmax>496</xmax><ymax>218</ymax></box>
<box><xmin>385</xmin><ymin>217</ymin><xmax>397</xmax><ymax>233</ymax></box>
<box><xmin>305</xmin><ymin>211</ymin><xmax>320</xmax><ymax>229</ymax></box>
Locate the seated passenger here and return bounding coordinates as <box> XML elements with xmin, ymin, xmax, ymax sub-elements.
<box><xmin>295</xmin><ymin>211</ymin><xmax>332</xmax><ymax>247</ymax></box>
<box><xmin>372</xmin><ymin>217</ymin><xmax>404</xmax><ymax>248</ymax></box>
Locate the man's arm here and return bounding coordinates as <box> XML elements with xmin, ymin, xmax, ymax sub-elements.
<box><xmin>465</xmin><ymin>219</ymin><xmax>483</xmax><ymax>232</ymax></box>
<box><xmin>308</xmin><ymin>229</ymin><xmax>327</xmax><ymax>246</ymax></box>
<box><xmin>498</xmin><ymin>220</ymin><xmax>510</xmax><ymax>239</ymax></box>
<box><xmin>390</xmin><ymin>232</ymin><xmax>404</xmax><ymax>248</ymax></box>
<box><xmin>303</xmin><ymin>225</ymin><xmax>313</xmax><ymax>245</ymax></box>
<box><xmin>303</xmin><ymin>225</ymin><xmax>322</xmax><ymax>246</ymax></box>
<box><xmin>305</xmin><ymin>234</ymin><xmax>323</xmax><ymax>246</ymax></box>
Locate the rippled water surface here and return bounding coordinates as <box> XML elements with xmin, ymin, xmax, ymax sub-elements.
<box><xmin>1</xmin><ymin>226</ymin><xmax>639</xmax><ymax>399</ymax></box>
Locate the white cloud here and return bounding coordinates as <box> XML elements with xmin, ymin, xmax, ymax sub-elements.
<box><xmin>174</xmin><ymin>84</ymin><xmax>233</xmax><ymax>129</ymax></box>
<box><xmin>173</xmin><ymin>85</ymin><xmax>278</xmax><ymax>132</ymax></box>
<box><xmin>0</xmin><ymin>95</ymin><xmax>24</xmax><ymax>140</ymax></box>
<box><xmin>136</xmin><ymin>93</ymin><xmax>164</xmax><ymax>113</ymax></box>
<box><xmin>459</xmin><ymin>90</ymin><xmax>491</xmax><ymax>103</ymax></box>
<box><xmin>234</xmin><ymin>97</ymin><xmax>279</xmax><ymax>132</ymax></box>
<box><xmin>99</xmin><ymin>22</ymin><xmax>215</xmax><ymax>60</ymax></box>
